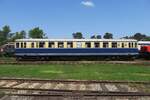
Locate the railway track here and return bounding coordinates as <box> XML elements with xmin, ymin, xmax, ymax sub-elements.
<box><xmin>1</xmin><ymin>94</ymin><xmax>150</xmax><ymax>100</ymax></box>
<box><xmin>0</xmin><ymin>78</ymin><xmax>149</xmax><ymax>100</ymax></box>
<box><xmin>0</xmin><ymin>60</ymin><xmax>150</xmax><ymax>65</ymax></box>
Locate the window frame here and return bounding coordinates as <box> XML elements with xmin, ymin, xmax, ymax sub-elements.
<box><xmin>122</xmin><ymin>43</ymin><xmax>124</xmax><ymax>48</ymax></box>
<box><xmin>39</xmin><ymin>42</ymin><xmax>45</xmax><ymax>48</ymax></box>
<box><xmin>24</xmin><ymin>42</ymin><xmax>26</xmax><ymax>48</ymax></box>
<box><xmin>49</xmin><ymin>42</ymin><xmax>54</xmax><ymax>48</ymax></box>
<box><xmin>16</xmin><ymin>42</ymin><xmax>19</xmax><ymax>48</ymax></box>
<box><xmin>67</xmin><ymin>42</ymin><xmax>73</xmax><ymax>48</ymax></box>
<box><xmin>31</xmin><ymin>42</ymin><xmax>34</xmax><ymax>48</ymax></box>
<box><xmin>103</xmin><ymin>42</ymin><xmax>109</xmax><ymax>48</ymax></box>
<box><xmin>112</xmin><ymin>42</ymin><xmax>117</xmax><ymax>48</ymax></box>
<box><xmin>94</xmin><ymin>42</ymin><xmax>99</xmax><ymax>48</ymax></box>
<box><xmin>58</xmin><ymin>42</ymin><xmax>64</xmax><ymax>48</ymax></box>
<box><xmin>85</xmin><ymin>42</ymin><xmax>91</xmax><ymax>48</ymax></box>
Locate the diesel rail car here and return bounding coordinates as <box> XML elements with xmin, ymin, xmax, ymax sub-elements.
<box><xmin>0</xmin><ymin>42</ymin><xmax>15</xmax><ymax>56</ymax></box>
<box><xmin>138</xmin><ymin>41</ymin><xmax>150</xmax><ymax>50</ymax></box>
<box><xmin>15</xmin><ymin>39</ymin><xmax>139</xmax><ymax>60</ymax></box>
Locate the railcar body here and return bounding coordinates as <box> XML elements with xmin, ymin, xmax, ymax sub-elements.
<box><xmin>138</xmin><ymin>41</ymin><xmax>150</xmax><ymax>50</ymax></box>
<box><xmin>15</xmin><ymin>39</ymin><xmax>139</xmax><ymax>60</ymax></box>
<box><xmin>139</xmin><ymin>46</ymin><xmax>150</xmax><ymax>59</ymax></box>
<box><xmin>0</xmin><ymin>42</ymin><xmax>15</xmax><ymax>56</ymax></box>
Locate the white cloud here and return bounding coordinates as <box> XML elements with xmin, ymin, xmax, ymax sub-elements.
<box><xmin>81</xmin><ymin>1</ymin><xmax>95</xmax><ymax>7</ymax></box>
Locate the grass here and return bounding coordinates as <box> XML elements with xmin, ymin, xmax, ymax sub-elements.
<box><xmin>0</xmin><ymin>64</ymin><xmax>150</xmax><ymax>81</ymax></box>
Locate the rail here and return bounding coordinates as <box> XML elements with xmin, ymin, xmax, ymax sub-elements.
<box><xmin>0</xmin><ymin>78</ymin><xmax>149</xmax><ymax>100</ymax></box>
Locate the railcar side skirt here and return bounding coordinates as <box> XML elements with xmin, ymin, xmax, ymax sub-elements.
<box><xmin>15</xmin><ymin>48</ymin><xmax>139</xmax><ymax>57</ymax></box>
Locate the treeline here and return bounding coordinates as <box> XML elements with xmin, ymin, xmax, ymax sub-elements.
<box><xmin>0</xmin><ymin>25</ymin><xmax>150</xmax><ymax>46</ymax></box>
<box><xmin>72</xmin><ymin>32</ymin><xmax>150</xmax><ymax>41</ymax></box>
<box><xmin>0</xmin><ymin>25</ymin><xmax>46</xmax><ymax>46</ymax></box>
<box><xmin>73</xmin><ymin>32</ymin><xmax>113</xmax><ymax>39</ymax></box>
<box><xmin>122</xmin><ymin>33</ymin><xmax>150</xmax><ymax>41</ymax></box>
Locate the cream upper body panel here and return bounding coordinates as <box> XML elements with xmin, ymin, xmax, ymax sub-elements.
<box><xmin>15</xmin><ymin>39</ymin><xmax>138</xmax><ymax>49</ymax></box>
<box><xmin>15</xmin><ymin>39</ymin><xmax>137</xmax><ymax>42</ymax></box>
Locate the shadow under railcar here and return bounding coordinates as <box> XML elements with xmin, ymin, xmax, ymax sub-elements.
<box><xmin>16</xmin><ymin>55</ymin><xmax>136</xmax><ymax>61</ymax></box>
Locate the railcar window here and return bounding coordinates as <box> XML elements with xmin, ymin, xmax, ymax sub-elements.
<box><xmin>103</xmin><ymin>42</ymin><xmax>108</xmax><ymax>48</ymax></box>
<box><xmin>132</xmin><ymin>43</ymin><xmax>134</xmax><ymax>48</ymax></box>
<box><xmin>58</xmin><ymin>42</ymin><xmax>64</xmax><ymax>48</ymax></box>
<box><xmin>135</xmin><ymin>43</ymin><xmax>137</xmax><ymax>48</ymax></box>
<box><xmin>31</xmin><ymin>42</ymin><xmax>34</xmax><ymax>48</ymax></box>
<box><xmin>49</xmin><ymin>42</ymin><xmax>54</xmax><ymax>48</ymax></box>
<box><xmin>67</xmin><ymin>42</ymin><xmax>73</xmax><ymax>48</ymax></box>
<box><xmin>85</xmin><ymin>42</ymin><xmax>91</xmax><ymax>48</ymax></box>
<box><xmin>122</xmin><ymin>43</ymin><xmax>124</xmax><ymax>48</ymax></box>
<box><xmin>112</xmin><ymin>42</ymin><xmax>117</xmax><ymax>48</ymax></box>
<box><xmin>24</xmin><ymin>43</ymin><xmax>26</xmax><ymax>48</ymax></box>
<box><xmin>129</xmin><ymin>42</ymin><xmax>131</xmax><ymax>48</ymax></box>
<box><xmin>94</xmin><ymin>42</ymin><xmax>99</xmax><ymax>48</ymax></box>
<box><xmin>16</xmin><ymin>43</ymin><xmax>19</xmax><ymax>48</ymax></box>
<box><xmin>39</xmin><ymin>42</ymin><xmax>45</xmax><ymax>48</ymax></box>
<box><xmin>10</xmin><ymin>45</ymin><xmax>14</xmax><ymax>49</ymax></box>
<box><xmin>21</xmin><ymin>43</ymin><xmax>23</xmax><ymax>48</ymax></box>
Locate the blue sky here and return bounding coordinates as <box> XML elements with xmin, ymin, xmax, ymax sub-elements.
<box><xmin>0</xmin><ymin>0</ymin><xmax>150</xmax><ymax>38</ymax></box>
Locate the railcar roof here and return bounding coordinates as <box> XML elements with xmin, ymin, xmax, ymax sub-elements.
<box><xmin>15</xmin><ymin>39</ymin><xmax>137</xmax><ymax>42</ymax></box>
<box><xmin>138</xmin><ymin>41</ymin><xmax>150</xmax><ymax>44</ymax></box>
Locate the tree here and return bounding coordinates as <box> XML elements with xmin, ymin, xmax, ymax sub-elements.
<box><xmin>91</xmin><ymin>35</ymin><xmax>101</xmax><ymax>39</ymax></box>
<box><xmin>122</xmin><ymin>33</ymin><xmax>150</xmax><ymax>41</ymax></box>
<box><xmin>10</xmin><ymin>30</ymin><xmax>26</xmax><ymax>42</ymax></box>
<box><xmin>131</xmin><ymin>33</ymin><xmax>146</xmax><ymax>41</ymax></box>
<box><xmin>122</xmin><ymin>36</ymin><xmax>129</xmax><ymax>39</ymax></box>
<box><xmin>97</xmin><ymin>35</ymin><xmax>101</xmax><ymax>39</ymax></box>
<box><xmin>0</xmin><ymin>25</ymin><xmax>11</xmax><ymax>46</ymax></box>
<box><xmin>2</xmin><ymin>25</ymin><xmax>11</xmax><ymax>36</ymax></box>
<box><xmin>8</xmin><ymin>31</ymin><xmax>26</xmax><ymax>42</ymax></box>
<box><xmin>72</xmin><ymin>32</ymin><xmax>83</xmax><ymax>39</ymax></box>
<box><xmin>29</xmin><ymin>27</ymin><xmax>45</xmax><ymax>38</ymax></box>
<box><xmin>146</xmin><ymin>36</ymin><xmax>150</xmax><ymax>41</ymax></box>
<box><xmin>2</xmin><ymin>25</ymin><xmax>11</xmax><ymax>39</ymax></box>
<box><xmin>144</xmin><ymin>37</ymin><xmax>150</xmax><ymax>41</ymax></box>
<box><xmin>103</xmin><ymin>32</ymin><xmax>113</xmax><ymax>39</ymax></box>
<box><xmin>20</xmin><ymin>30</ymin><xmax>26</xmax><ymax>39</ymax></box>
<box><xmin>0</xmin><ymin>30</ymin><xmax>4</xmax><ymax>46</ymax></box>
<box><xmin>91</xmin><ymin>35</ymin><xmax>96</xmax><ymax>39</ymax></box>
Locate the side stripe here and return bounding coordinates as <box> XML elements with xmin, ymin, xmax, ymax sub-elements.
<box><xmin>15</xmin><ymin>53</ymin><xmax>139</xmax><ymax>56</ymax></box>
